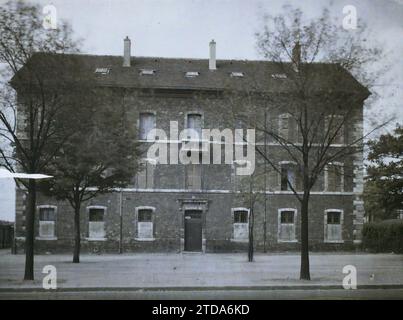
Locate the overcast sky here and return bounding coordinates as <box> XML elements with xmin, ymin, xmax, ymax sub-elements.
<box><xmin>0</xmin><ymin>0</ymin><xmax>402</xmax><ymax>221</ymax></box>
<box><xmin>27</xmin><ymin>0</ymin><xmax>403</xmax><ymax>125</ymax></box>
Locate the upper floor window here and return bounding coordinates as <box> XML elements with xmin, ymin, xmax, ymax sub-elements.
<box><xmin>280</xmin><ymin>162</ymin><xmax>297</xmax><ymax>191</ymax></box>
<box><xmin>232</xmin><ymin>161</ymin><xmax>244</xmax><ymax>192</ymax></box>
<box><xmin>279</xmin><ymin>113</ymin><xmax>300</xmax><ymax>143</ymax></box>
<box><xmin>139</xmin><ymin>112</ymin><xmax>156</xmax><ymax>140</ymax></box>
<box><xmin>325</xmin><ymin>162</ymin><xmax>344</xmax><ymax>192</ymax></box>
<box><xmin>136</xmin><ymin>207</ymin><xmax>155</xmax><ymax>240</ymax></box>
<box><xmin>187</xmin><ymin>113</ymin><xmax>202</xmax><ymax>138</ymax></box>
<box><xmin>324</xmin><ymin>210</ymin><xmax>343</xmax><ymax>242</ymax></box>
<box><xmin>278</xmin><ymin>209</ymin><xmax>297</xmax><ymax>242</ymax></box>
<box><xmin>185</xmin><ymin>164</ymin><xmax>201</xmax><ymax>190</ymax></box>
<box><xmin>234</xmin><ymin>118</ymin><xmax>244</xmax><ymax>129</ymax></box>
<box><xmin>88</xmin><ymin>207</ymin><xmax>106</xmax><ymax>239</ymax></box>
<box><xmin>137</xmin><ymin>159</ymin><xmax>155</xmax><ymax>189</ymax></box>
<box><xmin>278</xmin><ymin>114</ymin><xmax>290</xmax><ymax>140</ymax></box>
<box><xmin>38</xmin><ymin>206</ymin><xmax>56</xmax><ymax>238</ymax></box>
<box><xmin>325</xmin><ymin>115</ymin><xmax>344</xmax><ymax>144</ymax></box>
<box><xmin>232</xmin><ymin>208</ymin><xmax>249</xmax><ymax>241</ymax></box>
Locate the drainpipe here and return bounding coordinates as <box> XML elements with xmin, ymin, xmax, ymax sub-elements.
<box><xmin>119</xmin><ymin>190</ymin><xmax>123</xmax><ymax>254</ymax></box>
<box><xmin>263</xmin><ymin>111</ymin><xmax>268</xmax><ymax>253</ymax></box>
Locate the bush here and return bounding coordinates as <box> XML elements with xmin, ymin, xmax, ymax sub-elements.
<box><xmin>362</xmin><ymin>219</ymin><xmax>403</xmax><ymax>253</ymax></box>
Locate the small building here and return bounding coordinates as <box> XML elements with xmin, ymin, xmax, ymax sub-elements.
<box><xmin>0</xmin><ymin>221</ymin><xmax>14</xmax><ymax>249</ymax></box>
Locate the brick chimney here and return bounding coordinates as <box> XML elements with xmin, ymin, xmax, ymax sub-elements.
<box><xmin>209</xmin><ymin>39</ymin><xmax>216</xmax><ymax>70</ymax></box>
<box><xmin>123</xmin><ymin>36</ymin><xmax>131</xmax><ymax>67</ymax></box>
<box><xmin>292</xmin><ymin>41</ymin><xmax>301</xmax><ymax>71</ymax></box>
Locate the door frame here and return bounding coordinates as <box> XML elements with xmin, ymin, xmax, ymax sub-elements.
<box><xmin>178</xmin><ymin>198</ymin><xmax>208</xmax><ymax>253</ymax></box>
<box><xmin>184</xmin><ymin>210</ymin><xmax>203</xmax><ymax>252</ymax></box>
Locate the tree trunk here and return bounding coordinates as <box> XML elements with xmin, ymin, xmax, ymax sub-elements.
<box><xmin>24</xmin><ymin>179</ymin><xmax>36</xmax><ymax>280</ymax></box>
<box><xmin>73</xmin><ymin>202</ymin><xmax>81</xmax><ymax>263</ymax></box>
<box><xmin>248</xmin><ymin>208</ymin><xmax>254</xmax><ymax>262</ymax></box>
<box><xmin>300</xmin><ymin>192</ymin><xmax>310</xmax><ymax>280</ymax></box>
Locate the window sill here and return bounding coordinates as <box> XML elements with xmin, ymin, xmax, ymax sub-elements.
<box><xmin>36</xmin><ymin>237</ymin><xmax>57</xmax><ymax>241</ymax></box>
<box><xmin>85</xmin><ymin>237</ymin><xmax>107</xmax><ymax>241</ymax></box>
<box><xmin>275</xmin><ymin>191</ymin><xmax>348</xmax><ymax>195</ymax></box>
<box><xmin>230</xmin><ymin>238</ymin><xmax>249</xmax><ymax>243</ymax></box>
<box><xmin>277</xmin><ymin>239</ymin><xmax>298</xmax><ymax>243</ymax></box>
<box><xmin>324</xmin><ymin>240</ymin><xmax>344</xmax><ymax>244</ymax></box>
<box><xmin>135</xmin><ymin>237</ymin><xmax>155</xmax><ymax>241</ymax></box>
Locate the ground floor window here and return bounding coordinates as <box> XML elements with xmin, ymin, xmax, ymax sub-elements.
<box><xmin>136</xmin><ymin>207</ymin><xmax>155</xmax><ymax>240</ymax></box>
<box><xmin>88</xmin><ymin>206</ymin><xmax>106</xmax><ymax>239</ymax></box>
<box><xmin>232</xmin><ymin>208</ymin><xmax>249</xmax><ymax>241</ymax></box>
<box><xmin>278</xmin><ymin>208</ymin><xmax>297</xmax><ymax>242</ymax></box>
<box><xmin>324</xmin><ymin>209</ymin><xmax>343</xmax><ymax>242</ymax></box>
<box><xmin>38</xmin><ymin>205</ymin><xmax>56</xmax><ymax>238</ymax></box>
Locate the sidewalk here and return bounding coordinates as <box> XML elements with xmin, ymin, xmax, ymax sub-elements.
<box><xmin>1</xmin><ymin>250</ymin><xmax>403</xmax><ymax>291</ymax></box>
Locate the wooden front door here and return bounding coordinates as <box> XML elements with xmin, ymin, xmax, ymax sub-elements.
<box><xmin>184</xmin><ymin>210</ymin><xmax>202</xmax><ymax>251</ymax></box>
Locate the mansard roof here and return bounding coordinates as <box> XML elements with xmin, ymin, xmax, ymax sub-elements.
<box><xmin>11</xmin><ymin>52</ymin><xmax>370</xmax><ymax>97</ymax></box>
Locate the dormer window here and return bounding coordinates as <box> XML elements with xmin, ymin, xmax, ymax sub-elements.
<box><xmin>271</xmin><ymin>73</ymin><xmax>287</xmax><ymax>79</ymax></box>
<box><xmin>94</xmin><ymin>68</ymin><xmax>110</xmax><ymax>75</ymax></box>
<box><xmin>185</xmin><ymin>71</ymin><xmax>199</xmax><ymax>78</ymax></box>
<box><xmin>140</xmin><ymin>69</ymin><xmax>156</xmax><ymax>76</ymax></box>
<box><xmin>230</xmin><ymin>72</ymin><xmax>244</xmax><ymax>77</ymax></box>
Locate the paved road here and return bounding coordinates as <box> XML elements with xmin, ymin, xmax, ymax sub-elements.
<box><xmin>1</xmin><ymin>251</ymin><xmax>403</xmax><ymax>290</ymax></box>
<box><xmin>1</xmin><ymin>288</ymin><xmax>403</xmax><ymax>300</ymax></box>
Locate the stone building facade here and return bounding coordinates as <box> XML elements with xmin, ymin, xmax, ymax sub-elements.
<box><xmin>13</xmin><ymin>39</ymin><xmax>369</xmax><ymax>253</ymax></box>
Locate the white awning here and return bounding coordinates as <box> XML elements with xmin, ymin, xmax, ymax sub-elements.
<box><xmin>0</xmin><ymin>168</ymin><xmax>52</xmax><ymax>179</ymax></box>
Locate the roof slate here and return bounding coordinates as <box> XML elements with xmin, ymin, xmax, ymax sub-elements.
<box><xmin>11</xmin><ymin>52</ymin><xmax>369</xmax><ymax>96</ymax></box>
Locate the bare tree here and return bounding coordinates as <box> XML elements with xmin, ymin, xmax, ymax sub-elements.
<box><xmin>236</xmin><ymin>166</ymin><xmax>267</xmax><ymax>262</ymax></box>
<box><xmin>226</xmin><ymin>6</ymin><xmax>389</xmax><ymax>280</ymax></box>
<box><xmin>0</xmin><ymin>1</ymin><xmax>80</xmax><ymax>280</ymax></box>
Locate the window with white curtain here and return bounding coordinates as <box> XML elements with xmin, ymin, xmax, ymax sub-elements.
<box><xmin>232</xmin><ymin>209</ymin><xmax>249</xmax><ymax>241</ymax></box>
<box><xmin>38</xmin><ymin>206</ymin><xmax>56</xmax><ymax>238</ymax></box>
<box><xmin>88</xmin><ymin>207</ymin><xmax>106</xmax><ymax>239</ymax></box>
<box><xmin>139</xmin><ymin>113</ymin><xmax>156</xmax><ymax>140</ymax></box>
<box><xmin>324</xmin><ymin>210</ymin><xmax>343</xmax><ymax>242</ymax></box>
<box><xmin>278</xmin><ymin>209</ymin><xmax>297</xmax><ymax>242</ymax></box>
<box><xmin>187</xmin><ymin>113</ymin><xmax>202</xmax><ymax>139</ymax></box>
<box><xmin>136</xmin><ymin>208</ymin><xmax>154</xmax><ymax>240</ymax></box>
